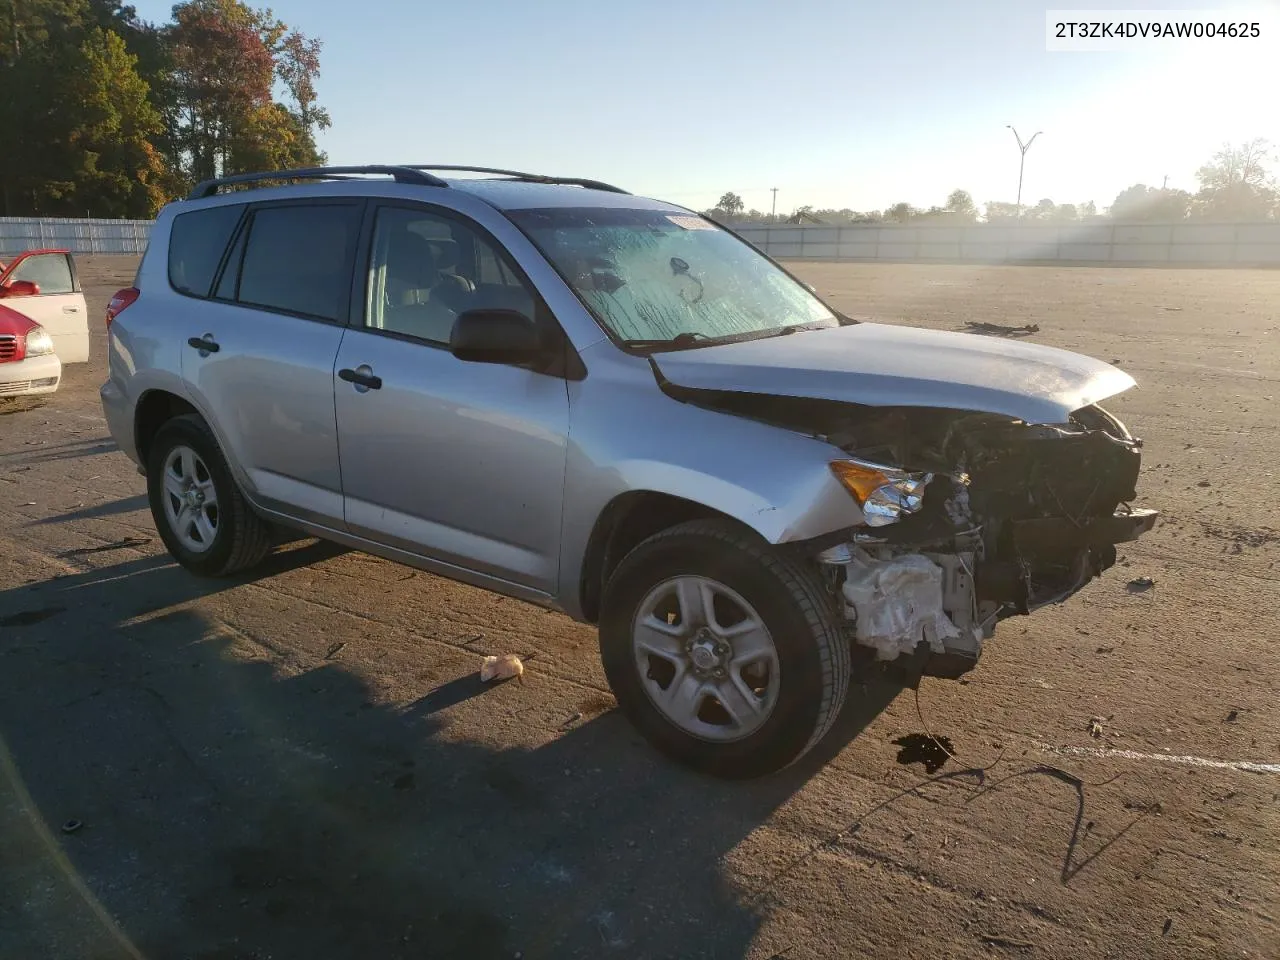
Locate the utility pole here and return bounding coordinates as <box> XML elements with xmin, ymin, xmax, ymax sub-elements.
<box><xmin>770</xmin><ymin>187</ymin><xmax>778</xmax><ymax>220</ymax></box>
<box><xmin>1161</xmin><ymin>174</ymin><xmax>1169</xmax><ymax>190</ymax></box>
<box><xmin>1006</xmin><ymin>125</ymin><xmax>1043</xmax><ymax>217</ymax></box>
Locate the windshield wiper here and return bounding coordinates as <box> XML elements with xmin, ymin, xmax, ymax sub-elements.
<box><xmin>746</xmin><ymin>320</ymin><xmax>833</xmax><ymax>341</ymax></box>
<box><xmin>620</xmin><ymin>331</ymin><xmax>711</xmax><ymax>352</ymax></box>
<box><xmin>622</xmin><ymin>321</ymin><xmax>833</xmax><ymax>354</ymax></box>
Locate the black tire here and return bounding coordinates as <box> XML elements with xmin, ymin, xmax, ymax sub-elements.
<box><xmin>600</xmin><ymin>519</ymin><xmax>851</xmax><ymax>779</ymax></box>
<box><xmin>146</xmin><ymin>413</ymin><xmax>272</xmax><ymax>577</ymax></box>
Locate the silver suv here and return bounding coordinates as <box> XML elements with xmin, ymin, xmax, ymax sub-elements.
<box><xmin>101</xmin><ymin>165</ymin><xmax>1157</xmax><ymax>778</ymax></box>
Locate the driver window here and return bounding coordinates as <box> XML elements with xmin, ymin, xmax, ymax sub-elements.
<box><xmin>7</xmin><ymin>253</ymin><xmax>76</xmax><ymax>295</ymax></box>
<box><xmin>365</xmin><ymin>207</ymin><xmax>535</xmax><ymax>344</ymax></box>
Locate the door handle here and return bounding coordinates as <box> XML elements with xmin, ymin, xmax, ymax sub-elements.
<box><xmin>62</xmin><ymin>306</ymin><xmax>80</xmax><ymax>313</ymax></box>
<box><xmin>187</xmin><ymin>335</ymin><xmax>220</xmax><ymax>353</ymax></box>
<box><xmin>338</xmin><ymin>366</ymin><xmax>382</xmax><ymax>390</ymax></box>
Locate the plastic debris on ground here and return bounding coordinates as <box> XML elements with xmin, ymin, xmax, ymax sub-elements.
<box><xmin>480</xmin><ymin>654</ymin><xmax>525</xmax><ymax>683</ymax></box>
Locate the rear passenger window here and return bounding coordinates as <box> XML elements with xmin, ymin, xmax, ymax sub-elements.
<box><xmin>169</xmin><ymin>205</ymin><xmax>242</xmax><ymax>297</ymax></box>
<box><xmin>236</xmin><ymin>204</ymin><xmax>362</xmax><ymax>321</ymax></box>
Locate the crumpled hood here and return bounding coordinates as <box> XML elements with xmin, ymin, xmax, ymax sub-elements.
<box><xmin>653</xmin><ymin>322</ymin><xmax>1136</xmax><ymax>424</ymax></box>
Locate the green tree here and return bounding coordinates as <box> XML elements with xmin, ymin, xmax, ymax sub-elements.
<box><xmin>0</xmin><ymin>0</ymin><xmax>86</xmax><ymax>213</ymax></box>
<box><xmin>65</xmin><ymin>27</ymin><xmax>169</xmax><ymax>216</ymax></box>
<box><xmin>983</xmin><ymin>201</ymin><xmax>1020</xmax><ymax>221</ymax></box>
<box><xmin>944</xmin><ymin>189</ymin><xmax>977</xmax><ymax>220</ymax></box>
<box><xmin>1193</xmin><ymin>139</ymin><xmax>1275</xmax><ymax>220</ymax></box>
<box><xmin>1109</xmin><ymin>184</ymin><xmax>1192</xmax><ymax>221</ymax></box>
<box><xmin>86</xmin><ymin>2</ymin><xmax>170</xmax><ymax>138</ymax></box>
<box><xmin>1027</xmin><ymin>198</ymin><xmax>1056</xmax><ymax>220</ymax></box>
<box><xmin>885</xmin><ymin>201</ymin><xmax>916</xmax><ymax>223</ymax></box>
<box><xmin>716</xmin><ymin>191</ymin><xmax>744</xmax><ymax>216</ymax></box>
<box><xmin>0</xmin><ymin>0</ymin><xmax>87</xmax><ymax>62</ymax></box>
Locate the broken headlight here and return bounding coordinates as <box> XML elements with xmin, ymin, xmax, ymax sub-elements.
<box><xmin>829</xmin><ymin>460</ymin><xmax>932</xmax><ymax>527</ymax></box>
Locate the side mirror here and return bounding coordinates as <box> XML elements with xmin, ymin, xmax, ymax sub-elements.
<box><xmin>450</xmin><ymin>308</ymin><xmax>545</xmax><ymax>366</ymax></box>
<box><xmin>0</xmin><ymin>280</ymin><xmax>40</xmax><ymax>298</ymax></box>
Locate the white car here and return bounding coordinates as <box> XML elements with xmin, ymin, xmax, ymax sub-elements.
<box><xmin>0</xmin><ymin>248</ymin><xmax>91</xmax><ymax>365</ymax></box>
<box><xmin>0</xmin><ymin>303</ymin><xmax>60</xmax><ymax>397</ymax></box>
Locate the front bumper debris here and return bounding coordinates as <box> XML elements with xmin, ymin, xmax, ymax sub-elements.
<box><xmin>821</xmin><ymin>476</ymin><xmax>1158</xmax><ymax>678</ymax></box>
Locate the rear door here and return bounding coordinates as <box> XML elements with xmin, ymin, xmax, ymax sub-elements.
<box><xmin>0</xmin><ymin>251</ymin><xmax>90</xmax><ymax>362</ymax></box>
<box><xmin>176</xmin><ymin>200</ymin><xmax>361</xmax><ymax>528</ymax></box>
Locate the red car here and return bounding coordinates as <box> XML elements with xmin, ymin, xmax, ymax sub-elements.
<box><xmin>0</xmin><ymin>302</ymin><xmax>61</xmax><ymax>398</ymax></box>
<box><xmin>0</xmin><ymin>248</ymin><xmax>91</xmax><ymax>363</ymax></box>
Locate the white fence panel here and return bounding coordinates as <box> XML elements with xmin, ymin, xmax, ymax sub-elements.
<box><xmin>0</xmin><ymin>217</ymin><xmax>153</xmax><ymax>257</ymax></box>
<box><xmin>729</xmin><ymin>220</ymin><xmax>1280</xmax><ymax>266</ymax></box>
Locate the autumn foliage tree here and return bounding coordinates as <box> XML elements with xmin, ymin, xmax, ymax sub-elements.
<box><xmin>166</xmin><ymin>0</ymin><xmax>325</xmax><ymax>182</ymax></box>
<box><xmin>0</xmin><ymin>0</ymin><xmax>330</xmax><ymax>216</ymax></box>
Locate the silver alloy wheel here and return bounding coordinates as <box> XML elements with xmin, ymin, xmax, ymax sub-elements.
<box><xmin>161</xmin><ymin>444</ymin><xmax>219</xmax><ymax>553</ymax></box>
<box><xmin>631</xmin><ymin>575</ymin><xmax>781</xmax><ymax>742</ymax></box>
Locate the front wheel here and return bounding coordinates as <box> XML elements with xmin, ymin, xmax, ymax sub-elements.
<box><xmin>600</xmin><ymin>519</ymin><xmax>851</xmax><ymax>779</ymax></box>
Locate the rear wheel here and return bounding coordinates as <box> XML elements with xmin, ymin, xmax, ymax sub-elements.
<box><xmin>600</xmin><ymin>519</ymin><xmax>850</xmax><ymax>779</ymax></box>
<box><xmin>147</xmin><ymin>414</ymin><xmax>271</xmax><ymax>577</ymax></box>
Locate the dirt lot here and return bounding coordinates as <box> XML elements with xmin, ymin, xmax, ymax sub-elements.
<box><xmin>2</xmin><ymin>257</ymin><xmax>1277</xmax><ymax>960</ymax></box>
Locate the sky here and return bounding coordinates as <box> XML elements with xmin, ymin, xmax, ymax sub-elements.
<box><xmin>129</xmin><ymin>0</ymin><xmax>1280</xmax><ymax>215</ymax></box>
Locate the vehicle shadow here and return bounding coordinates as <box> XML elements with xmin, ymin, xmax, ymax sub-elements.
<box><xmin>0</xmin><ymin>436</ymin><xmax>119</xmax><ymax>466</ymax></box>
<box><xmin>0</xmin><ymin>550</ymin><xmax>900</xmax><ymax>960</ymax></box>
<box><xmin>0</xmin><ymin>397</ymin><xmax>51</xmax><ymax>417</ymax></box>
<box><xmin>31</xmin><ymin>495</ymin><xmax>150</xmax><ymax>526</ymax></box>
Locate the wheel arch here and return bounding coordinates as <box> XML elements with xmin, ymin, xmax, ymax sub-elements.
<box><xmin>577</xmin><ymin>490</ymin><xmax>763</xmax><ymax>624</ymax></box>
<box><xmin>134</xmin><ymin>388</ymin><xmax>199</xmax><ymax>466</ymax></box>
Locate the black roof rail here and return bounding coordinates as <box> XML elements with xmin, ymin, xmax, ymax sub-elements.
<box><xmin>187</xmin><ymin>165</ymin><xmax>449</xmax><ymax>200</ymax></box>
<box><xmin>400</xmin><ymin>165</ymin><xmax>630</xmax><ymax>195</ymax></box>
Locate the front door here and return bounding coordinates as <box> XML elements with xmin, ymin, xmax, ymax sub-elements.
<box><xmin>334</xmin><ymin>203</ymin><xmax>571</xmax><ymax>595</ymax></box>
<box><xmin>0</xmin><ymin>251</ymin><xmax>90</xmax><ymax>362</ymax></box>
<box><xmin>176</xmin><ymin>200</ymin><xmax>362</xmax><ymax>528</ymax></box>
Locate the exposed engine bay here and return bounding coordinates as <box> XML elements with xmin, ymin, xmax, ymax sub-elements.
<box><xmin>663</xmin><ymin>387</ymin><xmax>1159</xmax><ymax>678</ymax></box>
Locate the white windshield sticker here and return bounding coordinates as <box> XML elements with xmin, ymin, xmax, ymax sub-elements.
<box><xmin>666</xmin><ymin>215</ymin><xmax>715</xmax><ymax>231</ymax></box>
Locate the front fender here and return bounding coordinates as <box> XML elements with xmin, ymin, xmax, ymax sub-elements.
<box><xmin>556</xmin><ymin>348</ymin><xmax>866</xmax><ymax>618</ymax></box>
<box><xmin>604</xmin><ymin>457</ymin><xmax>861</xmax><ymax>545</ymax></box>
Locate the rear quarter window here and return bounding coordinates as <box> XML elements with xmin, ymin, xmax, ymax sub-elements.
<box><xmin>168</xmin><ymin>205</ymin><xmax>244</xmax><ymax>298</ymax></box>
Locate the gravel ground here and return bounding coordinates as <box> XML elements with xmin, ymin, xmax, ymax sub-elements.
<box><xmin>1</xmin><ymin>257</ymin><xmax>1276</xmax><ymax>960</ymax></box>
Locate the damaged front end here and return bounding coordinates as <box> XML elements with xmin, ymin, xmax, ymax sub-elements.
<box><xmin>662</xmin><ymin>385</ymin><xmax>1157</xmax><ymax>679</ymax></box>
<box><xmin>817</xmin><ymin>402</ymin><xmax>1157</xmax><ymax>677</ymax></box>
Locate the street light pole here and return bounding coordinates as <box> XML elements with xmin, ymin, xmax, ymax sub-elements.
<box><xmin>770</xmin><ymin>187</ymin><xmax>778</xmax><ymax>219</ymax></box>
<box><xmin>1006</xmin><ymin>125</ymin><xmax>1043</xmax><ymax>217</ymax></box>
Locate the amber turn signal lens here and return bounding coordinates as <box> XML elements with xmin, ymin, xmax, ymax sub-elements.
<box><xmin>829</xmin><ymin>461</ymin><xmax>891</xmax><ymax>503</ymax></box>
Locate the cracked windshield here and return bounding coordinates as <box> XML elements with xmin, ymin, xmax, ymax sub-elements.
<box><xmin>510</xmin><ymin>208</ymin><xmax>835</xmax><ymax>345</ymax></box>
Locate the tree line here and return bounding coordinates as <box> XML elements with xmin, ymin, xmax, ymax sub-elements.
<box><xmin>708</xmin><ymin>139</ymin><xmax>1279</xmax><ymax>225</ymax></box>
<box><xmin>0</xmin><ymin>0</ymin><xmax>329</xmax><ymax>218</ymax></box>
